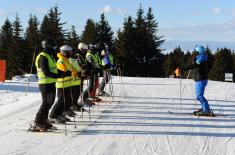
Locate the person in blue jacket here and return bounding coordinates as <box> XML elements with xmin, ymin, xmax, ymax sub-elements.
<box><xmin>182</xmin><ymin>45</ymin><xmax>214</xmax><ymax>116</ymax></box>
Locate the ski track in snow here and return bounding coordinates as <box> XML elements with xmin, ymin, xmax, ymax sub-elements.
<box><xmin>1</xmin><ymin>77</ymin><xmax>235</xmax><ymax>154</ymax></box>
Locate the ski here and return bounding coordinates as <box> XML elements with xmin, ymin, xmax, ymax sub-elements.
<box><xmin>16</xmin><ymin>127</ymin><xmax>82</xmax><ymax>134</ymax></box>
<box><xmin>168</xmin><ymin>111</ymin><xmax>229</xmax><ymax>117</ymax></box>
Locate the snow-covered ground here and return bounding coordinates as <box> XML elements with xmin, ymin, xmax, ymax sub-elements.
<box><xmin>0</xmin><ymin>76</ymin><xmax>235</xmax><ymax>155</ymax></box>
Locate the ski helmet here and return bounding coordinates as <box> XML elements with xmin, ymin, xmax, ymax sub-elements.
<box><xmin>41</xmin><ymin>39</ymin><xmax>57</xmax><ymax>51</ymax></box>
<box><xmin>195</xmin><ymin>45</ymin><xmax>205</xmax><ymax>54</ymax></box>
<box><xmin>60</xmin><ymin>45</ymin><xmax>72</xmax><ymax>57</ymax></box>
<box><xmin>78</xmin><ymin>43</ymin><xmax>88</xmax><ymax>51</ymax></box>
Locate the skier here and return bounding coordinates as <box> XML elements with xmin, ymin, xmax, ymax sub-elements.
<box><xmin>49</xmin><ymin>45</ymin><xmax>73</xmax><ymax>123</ymax></box>
<box><xmin>68</xmin><ymin>47</ymin><xmax>87</xmax><ymax>112</ymax></box>
<box><xmin>32</xmin><ymin>39</ymin><xmax>65</xmax><ymax>131</ymax></box>
<box><xmin>77</xmin><ymin>43</ymin><xmax>96</xmax><ymax>106</ymax></box>
<box><xmin>182</xmin><ymin>45</ymin><xmax>213</xmax><ymax>116</ymax></box>
<box><xmin>97</xmin><ymin>45</ymin><xmax>114</xmax><ymax>96</ymax></box>
<box><xmin>80</xmin><ymin>44</ymin><xmax>102</xmax><ymax>103</ymax></box>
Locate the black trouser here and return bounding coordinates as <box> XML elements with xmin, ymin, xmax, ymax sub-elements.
<box><xmin>99</xmin><ymin>70</ymin><xmax>110</xmax><ymax>92</ymax></box>
<box><xmin>71</xmin><ymin>85</ymin><xmax>81</xmax><ymax>106</ymax></box>
<box><xmin>35</xmin><ymin>83</ymin><xmax>56</xmax><ymax>124</ymax></box>
<box><xmin>49</xmin><ymin>87</ymin><xmax>71</xmax><ymax>118</ymax></box>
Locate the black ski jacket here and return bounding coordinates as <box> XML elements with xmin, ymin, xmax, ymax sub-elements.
<box><xmin>183</xmin><ymin>54</ymin><xmax>208</xmax><ymax>81</ymax></box>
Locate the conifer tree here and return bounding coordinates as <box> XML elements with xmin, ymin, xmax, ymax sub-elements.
<box><xmin>209</xmin><ymin>48</ymin><xmax>234</xmax><ymax>81</ymax></box>
<box><xmin>96</xmin><ymin>13</ymin><xmax>114</xmax><ymax>49</ymax></box>
<box><xmin>0</xmin><ymin>18</ymin><xmax>13</xmax><ymax>60</ymax></box>
<box><xmin>115</xmin><ymin>16</ymin><xmax>136</xmax><ymax>76</ymax></box>
<box><xmin>67</xmin><ymin>25</ymin><xmax>80</xmax><ymax>49</ymax></box>
<box><xmin>24</xmin><ymin>14</ymin><xmax>40</xmax><ymax>73</ymax></box>
<box><xmin>145</xmin><ymin>7</ymin><xmax>164</xmax><ymax>76</ymax></box>
<box><xmin>80</xmin><ymin>19</ymin><xmax>97</xmax><ymax>44</ymax></box>
<box><xmin>40</xmin><ymin>6</ymin><xmax>66</xmax><ymax>46</ymax></box>
<box><xmin>134</xmin><ymin>5</ymin><xmax>147</xmax><ymax>59</ymax></box>
<box><xmin>8</xmin><ymin>14</ymin><xmax>25</xmax><ymax>77</ymax></box>
<box><xmin>40</xmin><ymin>15</ymin><xmax>51</xmax><ymax>40</ymax></box>
<box><xmin>25</xmin><ymin>14</ymin><xmax>40</xmax><ymax>49</ymax></box>
<box><xmin>205</xmin><ymin>46</ymin><xmax>214</xmax><ymax>74</ymax></box>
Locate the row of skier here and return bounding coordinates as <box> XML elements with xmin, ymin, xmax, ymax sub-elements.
<box><xmin>31</xmin><ymin>38</ymin><xmax>119</xmax><ymax>131</ymax></box>
<box><xmin>31</xmin><ymin>40</ymin><xmax>213</xmax><ymax>131</ymax></box>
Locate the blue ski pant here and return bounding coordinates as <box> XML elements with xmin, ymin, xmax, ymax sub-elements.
<box><xmin>195</xmin><ymin>80</ymin><xmax>210</xmax><ymax>111</ymax></box>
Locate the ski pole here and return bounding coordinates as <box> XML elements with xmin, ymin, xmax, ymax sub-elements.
<box><xmin>109</xmin><ymin>71</ymin><xmax>114</xmax><ymax>101</ymax></box>
<box><xmin>117</xmin><ymin>67</ymin><xmax>125</xmax><ymax>97</ymax></box>
<box><xmin>87</xmin><ymin>78</ymin><xmax>91</xmax><ymax>120</ymax></box>
<box><xmin>180</xmin><ymin>73</ymin><xmax>182</xmax><ymax>109</ymax></box>
<box><xmin>119</xmin><ymin>67</ymin><xmax>125</xmax><ymax>96</ymax></box>
<box><xmin>181</xmin><ymin>69</ymin><xmax>191</xmax><ymax>97</ymax></box>
<box><xmin>80</xmin><ymin>78</ymin><xmax>84</xmax><ymax>121</ymax></box>
<box><xmin>25</xmin><ymin>45</ymin><xmax>37</xmax><ymax>95</ymax></box>
<box><xmin>116</xmin><ymin>68</ymin><xmax>122</xmax><ymax>97</ymax></box>
<box><xmin>62</xmin><ymin>79</ymin><xmax>67</xmax><ymax>136</ymax></box>
<box><xmin>69</xmin><ymin>81</ymin><xmax>77</xmax><ymax>130</ymax></box>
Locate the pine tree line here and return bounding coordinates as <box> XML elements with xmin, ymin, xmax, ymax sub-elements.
<box><xmin>0</xmin><ymin>5</ymin><xmax>234</xmax><ymax>81</ymax></box>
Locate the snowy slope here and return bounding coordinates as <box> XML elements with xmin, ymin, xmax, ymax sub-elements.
<box><xmin>0</xmin><ymin>76</ymin><xmax>235</xmax><ymax>155</ymax></box>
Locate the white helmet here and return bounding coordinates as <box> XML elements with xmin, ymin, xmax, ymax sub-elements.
<box><xmin>60</xmin><ymin>45</ymin><xmax>72</xmax><ymax>51</ymax></box>
<box><xmin>78</xmin><ymin>43</ymin><xmax>88</xmax><ymax>50</ymax></box>
<box><xmin>60</xmin><ymin>45</ymin><xmax>72</xmax><ymax>56</ymax></box>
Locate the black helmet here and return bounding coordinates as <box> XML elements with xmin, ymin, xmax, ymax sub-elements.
<box><xmin>41</xmin><ymin>39</ymin><xmax>57</xmax><ymax>51</ymax></box>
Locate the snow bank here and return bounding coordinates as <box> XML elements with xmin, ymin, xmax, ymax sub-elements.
<box><xmin>12</xmin><ymin>74</ymin><xmax>38</xmax><ymax>82</ymax></box>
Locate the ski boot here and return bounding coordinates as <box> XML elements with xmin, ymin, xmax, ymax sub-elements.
<box><xmin>83</xmin><ymin>99</ymin><xmax>95</xmax><ymax>107</ymax></box>
<box><xmin>65</xmin><ymin>110</ymin><xmax>77</xmax><ymax>117</ymax></box>
<box><xmin>74</xmin><ymin>105</ymin><xmax>88</xmax><ymax>112</ymax></box>
<box><xmin>97</xmin><ymin>91</ymin><xmax>110</xmax><ymax>97</ymax></box>
<box><xmin>193</xmin><ymin>109</ymin><xmax>202</xmax><ymax>115</ymax></box>
<box><xmin>91</xmin><ymin>97</ymin><xmax>102</xmax><ymax>102</ymax></box>
<box><xmin>29</xmin><ymin>122</ymin><xmax>48</xmax><ymax>132</ymax></box>
<box><xmin>194</xmin><ymin>110</ymin><xmax>215</xmax><ymax>117</ymax></box>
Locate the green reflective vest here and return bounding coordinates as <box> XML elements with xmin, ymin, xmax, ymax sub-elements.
<box><xmin>35</xmin><ymin>52</ymin><xmax>57</xmax><ymax>84</ymax></box>
<box><xmin>86</xmin><ymin>50</ymin><xmax>100</xmax><ymax>68</ymax></box>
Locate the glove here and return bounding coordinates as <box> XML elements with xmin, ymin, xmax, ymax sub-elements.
<box><xmin>116</xmin><ymin>64</ymin><xmax>121</xmax><ymax>68</ymax></box>
<box><xmin>65</xmin><ymin>70</ymin><xmax>71</xmax><ymax>77</ymax></box>
<box><xmin>114</xmin><ymin>64</ymin><xmax>121</xmax><ymax>70</ymax></box>
<box><xmin>57</xmin><ymin>70</ymin><xmax>66</xmax><ymax>78</ymax></box>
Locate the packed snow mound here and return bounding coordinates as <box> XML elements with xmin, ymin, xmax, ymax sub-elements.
<box><xmin>12</xmin><ymin>74</ymin><xmax>38</xmax><ymax>82</ymax></box>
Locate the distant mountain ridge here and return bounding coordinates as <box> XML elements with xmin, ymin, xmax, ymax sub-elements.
<box><xmin>161</xmin><ymin>40</ymin><xmax>235</xmax><ymax>53</ymax></box>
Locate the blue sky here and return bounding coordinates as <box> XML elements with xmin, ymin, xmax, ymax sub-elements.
<box><xmin>0</xmin><ymin>0</ymin><xmax>235</xmax><ymax>42</ymax></box>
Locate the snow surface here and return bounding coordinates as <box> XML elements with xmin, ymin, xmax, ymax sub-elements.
<box><xmin>0</xmin><ymin>76</ymin><xmax>235</xmax><ymax>155</ymax></box>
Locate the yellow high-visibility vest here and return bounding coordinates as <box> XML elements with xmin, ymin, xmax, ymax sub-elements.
<box><xmin>56</xmin><ymin>53</ymin><xmax>72</xmax><ymax>88</ymax></box>
<box><xmin>35</xmin><ymin>52</ymin><xmax>57</xmax><ymax>84</ymax></box>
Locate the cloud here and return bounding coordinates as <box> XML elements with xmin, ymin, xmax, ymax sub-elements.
<box><xmin>32</xmin><ymin>8</ymin><xmax>47</xmax><ymax>14</ymax></box>
<box><xmin>160</xmin><ymin>19</ymin><xmax>235</xmax><ymax>42</ymax></box>
<box><xmin>0</xmin><ymin>11</ymin><xmax>15</xmax><ymax>17</ymax></box>
<box><xmin>211</xmin><ymin>7</ymin><xmax>235</xmax><ymax>17</ymax></box>
<box><xmin>212</xmin><ymin>8</ymin><xmax>222</xmax><ymax>14</ymax></box>
<box><xmin>0</xmin><ymin>11</ymin><xmax>6</xmax><ymax>16</ymax></box>
<box><xmin>100</xmin><ymin>5</ymin><xmax>112</xmax><ymax>14</ymax></box>
<box><xmin>99</xmin><ymin>5</ymin><xmax>126</xmax><ymax>14</ymax></box>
